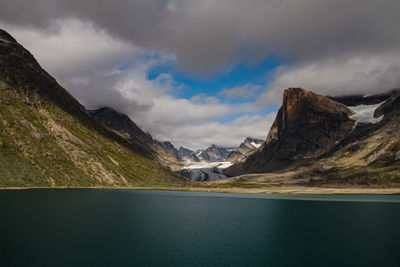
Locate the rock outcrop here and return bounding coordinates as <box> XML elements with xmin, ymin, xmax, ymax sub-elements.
<box><xmin>225</xmin><ymin>88</ymin><xmax>355</xmax><ymax>175</ymax></box>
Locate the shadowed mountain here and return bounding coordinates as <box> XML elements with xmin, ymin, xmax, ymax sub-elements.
<box><xmin>88</xmin><ymin>107</ymin><xmax>181</xmax><ymax>170</ymax></box>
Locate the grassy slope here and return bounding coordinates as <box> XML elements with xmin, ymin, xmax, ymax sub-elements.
<box><xmin>0</xmin><ymin>83</ymin><xmax>185</xmax><ymax>187</ymax></box>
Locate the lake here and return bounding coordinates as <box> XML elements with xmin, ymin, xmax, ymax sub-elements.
<box><xmin>0</xmin><ymin>189</ymin><xmax>400</xmax><ymax>266</ymax></box>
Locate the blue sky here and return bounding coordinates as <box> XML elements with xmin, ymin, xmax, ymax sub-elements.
<box><xmin>147</xmin><ymin>54</ymin><xmax>283</xmax><ymax>124</ymax></box>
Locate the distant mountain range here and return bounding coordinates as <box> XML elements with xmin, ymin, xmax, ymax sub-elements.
<box><xmin>157</xmin><ymin>138</ymin><xmax>263</xmax><ymax>164</ymax></box>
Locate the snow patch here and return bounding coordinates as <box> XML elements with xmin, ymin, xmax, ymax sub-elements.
<box><xmin>182</xmin><ymin>161</ymin><xmax>233</xmax><ymax>170</ymax></box>
<box><xmin>180</xmin><ymin>161</ymin><xmax>233</xmax><ymax>181</ymax></box>
<box><xmin>250</xmin><ymin>142</ymin><xmax>262</xmax><ymax>148</ymax></box>
<box><xmin>348</xmin><ymin>102</ymin><xmax>384</xmax><ymax>128</ymax></box>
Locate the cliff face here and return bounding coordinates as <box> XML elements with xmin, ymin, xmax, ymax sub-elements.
<box><xmin>225</xmin><ymin>88</ymin><xmax>355</xmax><ymax>175</ymax></box>
<box><xmin>88</xmin><ymin>108</ymin><xmax>181</xmax><ymax>170</ymax></box>
<box><xmin>0</xmin><ymin>28</ymin><xmax>184</xmax><ymax>187</ymax></box>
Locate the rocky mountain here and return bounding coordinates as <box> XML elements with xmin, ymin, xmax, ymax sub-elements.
<box><xmin>176</xmin><ymin>147</ymin><xmax>199</xmax><ymax>162</ymax></box>
<box><xmin>198</xmin><ymin>144</ymin><xmax>232</xmax><ymax>162</ymax></box>
<box><xmin>225</xmin><ymin>88</ymin><xmax>356</xmax><ymax>175</ymax></box>
<box><xmin>157</xmin><ymin>141</ymin><xmax>179</xmax><ymax>158</ymax></box>
<box><xmin>0</xmin><ymin>28</ymin><xmax>185</xmax><ymax>187</ymax></box>
<box><xmin>88</xmin><ymin>108</ymin><xmax>181</xmax><ymax>170</ymax></box>
<box><xmin>226</xmin><ymin>137</ymin><xmax>264</xmax><ymax>163</ymax></box>
<box><xmin>223</xmin><ymin>87</ymin><xmax>400</xmax><ymax>187</ymax></box>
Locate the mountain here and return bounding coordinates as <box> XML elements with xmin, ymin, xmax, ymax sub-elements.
<box><xmin>88</xmin><ymin>107</ymin><xmax>181</xmax><ymax>170</ymax></box>
<box><xmin>177</xmin><ymin>147</ymin><xmax>200</xmax><ymax>162</ymax></box>
<box><xmin>157</xmin><ymin>141</ymin><xmax>179</xmax><ymax>158</ymax></box>
<box><xmin>0</xmin><ymin>28</ymin><xmax>185</xmax><ymax>187</ymax></box>
<box><xmin>170</xmin><ymin>144</ymin><xmax>234</xmax><ymax>163</ymax></box>
<box><xmin>223</xmin><ymin>88</ymin><xmax>400</xmax><ymax>187</ymax></box>
<box><xmin>197</xmin><ymin>144</ymin><xmax>232</xmax><ymax>162</ymax></box>
<box><xmin>226</xmin><ymin>137</ymin><xmax>264</xmax><ymax>163</ymax></box>
<box><xmin>225</xmin><ymin>88</ymin><xmax>355</xmax><ymax>175</ymax></box>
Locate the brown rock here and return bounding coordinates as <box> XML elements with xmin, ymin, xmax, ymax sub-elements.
<box><xmin>225</xmin><ymin>88</ymin><xmax>355</xmax><ymax>175</ymax></box>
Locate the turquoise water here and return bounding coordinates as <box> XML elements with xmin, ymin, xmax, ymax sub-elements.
<box><xmin>0</xmin><ymin>189</ymin><xmax>400</xmax><ymax>266</ymax></box>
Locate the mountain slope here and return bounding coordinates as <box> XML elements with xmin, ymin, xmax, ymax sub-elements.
<box><xmin>0</xmin><ymin>28</ymin><xmax>184</xmax><ymax>187</ymax></box>
<box><xmin>88</xmin><ymin>107</ymin><xmax>181</xmax><ymax>170</ymax></box>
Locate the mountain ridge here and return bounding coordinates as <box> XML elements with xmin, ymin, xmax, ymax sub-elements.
<box><xmin>88</xmin><ymin>107</ymin><xmax>182</xmax><ymax>170</ymax></box>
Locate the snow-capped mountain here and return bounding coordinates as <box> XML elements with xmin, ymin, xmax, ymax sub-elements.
<box><xmin>226</xmin><ymin>137</ymin><xmax>264</xmax><ymax>163</ymax></box>
<box><xmin>197</xmin><ymin>144</ymin><xmax>234</xmax><ymax>162</ymax></box>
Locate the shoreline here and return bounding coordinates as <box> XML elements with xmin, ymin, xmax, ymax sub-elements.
<box><xmin>1</xmin><ymin>185</ymin><xmax>400</xmax><ymax>195</ymax></box>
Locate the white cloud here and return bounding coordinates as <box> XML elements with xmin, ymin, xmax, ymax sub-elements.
<box><xmin>153</xmin><ymin>113</ymin><xmax>276</xmax><ymax>150</ymax></box>
<box><xmin>257</xmin><ymin>52</ymin><xmax>400</xmax><ymax>106</ymax></box>
<box><xmin>220</xmin><ymin>83</ymin><xmax>262</xmax><ymax>99</ymax></box>
<box><xmin>1</xmin><ymin>18</ymin><xmax>133</xmax><ymax>79</ymax></box>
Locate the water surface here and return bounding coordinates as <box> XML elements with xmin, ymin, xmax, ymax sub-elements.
<box><xmin>1</xmin><ymin>189</ymin><xmax>399</xmax><ymax>266</ymax></box>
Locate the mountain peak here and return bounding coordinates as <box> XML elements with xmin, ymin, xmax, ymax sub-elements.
<box><xmin>226</xmin><ymin>88</ymin><xmax>356</xmax><ymax>175</ymax></box>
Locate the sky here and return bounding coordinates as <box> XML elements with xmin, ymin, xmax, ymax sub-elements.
<box><xmin>0</xmin><ymin>0</ymin><xmax>400</xmax><ymax>150</ymax></box>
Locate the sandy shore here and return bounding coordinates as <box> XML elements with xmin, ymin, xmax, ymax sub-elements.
<box><xmin>1</xmin><ymin>185</ymin><xmax>400</xmax><ymax>195</ymax></box>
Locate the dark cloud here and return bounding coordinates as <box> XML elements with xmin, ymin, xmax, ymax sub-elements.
<box><xmin>1</xmin><ymin>0</ymin><xmax>399</xmax><ymax>148</ymax></box>
<box><xmin>1</xmin><ymin>0</ymin><xmax>399</xmax><ymax>72</ymax></box>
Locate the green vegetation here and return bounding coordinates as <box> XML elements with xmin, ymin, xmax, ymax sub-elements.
<box><xmin>0</xmin><ymin>84</ymin><xmax>183</xmax><ymax>187</ymax></box>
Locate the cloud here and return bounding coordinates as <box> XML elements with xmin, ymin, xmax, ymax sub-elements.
<box><xmin>0</xmin><ymin>0</ymin><xmax>399</xmax><ymax>72</ymax></box>
<box><xmin>1</xmin><ymin>18</ymin><xmax>133</xmax><ymax>78</ymax></box>
<box><xmin>257</xmin><ymin>52</ymin><xmax>400</xmax><ymax>106</ymax></box>
<box><xmin>220</xmin><ymin>83</ymin><xmax>262</xmax><ymax>99</ymax></box>
<box><xmin>154</xmin><ymin>113</ymin><xmax>277</xmax><ymax>150</ymax></box>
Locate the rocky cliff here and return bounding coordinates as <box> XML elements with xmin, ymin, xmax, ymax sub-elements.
<box><xmin>225</xmin><ymin>88</ymin><xmax>355</xmax><ymax>175</ymax></box>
